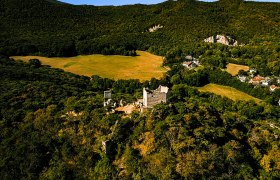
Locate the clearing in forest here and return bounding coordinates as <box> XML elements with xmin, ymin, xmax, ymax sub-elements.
<box><xmin>226</xmin><ymin>63</ymin><xmax>249</xmax><ymax>76</ymax></box>
<box><xmin>12</xmin><ymin>51</ymin><xmax>168</xmax><ymax>81</ymax></box>
<box><xmin>198</xmin><ymin>83</ymin><xmax>262</xmax><ymax>103</ymax></box>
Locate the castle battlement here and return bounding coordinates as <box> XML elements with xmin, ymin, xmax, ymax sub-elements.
<box><xmin>143</xmin><ymin>85</ymin><xmax>169</xmax><ymax>108</ymax></box>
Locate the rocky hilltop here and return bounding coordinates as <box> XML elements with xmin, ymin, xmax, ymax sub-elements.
<box><xmin>204</xmin><ymin>35</ymin><xmax>238</xmax><ymax>46</ymax></box>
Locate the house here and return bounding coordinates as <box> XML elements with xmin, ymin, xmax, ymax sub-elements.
<box><xmin>143</xmin><ymin>85</ymin><xmax>169</xmax><ymax>108</ymax></box>
<box><xmin>249</xmin><ymin>68</ymin><xmax>257</xmax><ymax>77</ymax></box>
<box><xmin>261</xmin><ymin>77</ymin><xmax>272</xmax><ymax>86</ymax></box>
<box><xmin>182</xmin><ymin>61</ymin><xmax>197</xmax><ymax>69</ymax></box>
<box><xmin>277</xmin><ymin>78</ymin><xmax>280</xmax><ymax>84</ymax></box>
<box><xmin>249</xmin><ymin>75</ymin><xmax>265</xmax><ymax>85</ymax></box>
<box><xmin>185</xmin><ymin>55</ymin><xmax>200</xmax><ymax>63</ymax></box>
<box><xmin>249</xmin><ymin>68</ymin><xmax>257</xmax><ymax>74</ymax></box>
<box><xmin>270</xmin><ymin>85</ymin><xmax>280</xmax><ymax>92</ymax></box>
<box><xmin>193</xmin><ymin>59</ymin><xmax>200</xmax><ymax>65</ymax></box>
<box><xmin>185</xmin><ymin>55</ymin><xmax>193</xmax><ymax>60</ymax></box>
<box><xmin>237</xmin><ymin>75</ymin><xmax>248</xmax><ymax>82</ymax></box>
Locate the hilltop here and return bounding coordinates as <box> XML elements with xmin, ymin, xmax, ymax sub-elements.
<box><xmin>45</xmin><ymin>0</ymin><xmax>69</xmax><ymax>4</ymax></box>
<box><xmin>0</xmin><ymin>0</ymin><xmax>279</xmax><ymax>57</ymax></box>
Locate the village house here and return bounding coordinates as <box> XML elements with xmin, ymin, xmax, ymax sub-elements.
<box><xmin>270</xmin><ymin>85</ymin><xmax>280</xmax><ymax>92</ymax></box>
<box><xmin>182</xmin><ymin>61</ymin><xmax>197</xmax><ymax>69</ymax></box>
<box><xmin>143</xmin><ymin>85</ymin><xmax>169</xmax><ymax>108</ymax></box>
<box><xmin>237</xmin><ymin>75</ymin><xmax>248</xmax><ymax>82</ymax></box>
<box><xmin>249</xmin><ymin>68</ymin><xmax>257</xmax><ymax>74</ymax></box>
<box><xmin>185</xmin><ymin>55</ymin><xmax>193</xmax><ymax>60</ymax></box>
<box><xmin>260</xmin><ymin>77</ymin><xmax>272</xmax><ymax>86</ymax></box>
<box><xmin>183</xmin><ymin>55</ymin><xmax>200</xmax><ymax>69</ymax></box>
<box><xmin>249</xmin><ymin>68</ymin><xmax>257</xmax><ymax>77</ymax></box>
<box><xmin>193</xmin><ymin>59</ymin><xmax>200</xmax><ymax>65</ymax></box>
<box><xmin>249</xmin><ymin>75</ymin><xmax>265</xmax><ymax>85</ymax></box>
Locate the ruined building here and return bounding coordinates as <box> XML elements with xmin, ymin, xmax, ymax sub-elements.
<box><xmin>104</xmin><ymin>90</ymin><xmax>115</xmax><ymax>107</ymax></box>
<box><xmin>143</xmin><ymin>85</ymin><xmax>169</xmax><ymax>108</ymax></box>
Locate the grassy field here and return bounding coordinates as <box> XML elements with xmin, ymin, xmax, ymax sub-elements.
<box><xmin>198</xmin><ymin>84</ymin><xmax>262</xmax><ymax>103</ymax></box>
<box><xmin>226</xmin><ymin>63</ymin><xmax>249</xmax><ymax>76</ymax></box>
<box><xmin>12</xmin><ymin>51</ymin><xmax>168</xmax><ymax>81</ymax></box>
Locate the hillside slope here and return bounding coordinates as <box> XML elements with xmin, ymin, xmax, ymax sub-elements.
<box><xmin>1</xmin><ymin>56</ymin><xmax>280</xmax><ymax>179</ymax></box>
<box><xmin>0</xmin><ymin>0</ymin><xmax>279</xmax><ymax>57</ymax></box>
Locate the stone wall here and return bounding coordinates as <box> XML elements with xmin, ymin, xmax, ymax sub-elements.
<box><xmin>143</xmin><ymin>85</ymin><xmax>168</xmax><ymax>108</ymax></box>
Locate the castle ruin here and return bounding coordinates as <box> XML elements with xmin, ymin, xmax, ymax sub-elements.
<box><xmin>143</xmin><ymin>85</ymin><xmax>169</xmax><ymax>108</ymax></box>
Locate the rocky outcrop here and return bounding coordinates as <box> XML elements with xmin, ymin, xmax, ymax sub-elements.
<box><xmin>148</xmin><ymin>24</ymin><xmax>163</xmax><ymax>32</ymax></box>
<box><xmin>204</xmin><ymin>35</ymin><xmax>238</xmax><ymax>46</ymax></box>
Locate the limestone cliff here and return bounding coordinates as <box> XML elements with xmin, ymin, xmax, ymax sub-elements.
<box><xmin>204</xmin><ymin>35</ymin><xmax>238</xmax><ymax>46</ymax></box>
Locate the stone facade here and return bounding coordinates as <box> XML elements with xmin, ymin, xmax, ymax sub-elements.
<box><xmin>104</xmin><ymin>90</ymin><xmax>112</xmax><ymax>99</ymax></box>
<box><xmin>104</xmin><ymin>90</ymin><xmax>114</xmax><ymax>107</ymax></box>
<box><xmin>143</xmin><ymin>85</ymin><xmax>169</xmax><ymax>108</ymax></box>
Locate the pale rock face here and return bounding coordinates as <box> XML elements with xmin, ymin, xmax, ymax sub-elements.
<box><xmin>204</xmin><ymin>36</ymin><xmax>215</xmax><ymax>43</ymax></box>
<box><xmin>148</xmin><ymin>24</ymin><xmax>163</xmax><ymax>32</ymax></box>
<box><xmin>204</xmin><ymin>35</ymin><xmax>238</xmax><ymax>46</ymax></box>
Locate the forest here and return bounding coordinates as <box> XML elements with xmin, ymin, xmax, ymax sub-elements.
<box><xmin>1</xmin><ymin>0</ymin><xmax>279</xmax><ymax>77</ymax></box>
<box><xmin>1</xmin><ymin>55</ymin><xmax>280</xmax><ymax>179</ymax></box>
<box><xmin>1</xmin><ymin>0</ymin><xmax>280</xmax><ymax>179</ymax></box>
<box><xmin>0</xmin><ymin>0</ymin><xmax>279</xmax><ymax>57</ymax></box>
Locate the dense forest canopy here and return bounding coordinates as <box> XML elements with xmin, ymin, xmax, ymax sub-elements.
<box><xmin>1</xmin><ymin>55</ymin><xmax>280</xmax><ymax>178</ymax></box>
<box><xmin>1</xmin><ymin>0</ymin><xmax>280</xmax><ymax>179</ymax></box>
<box><xmin>0</xmin><ymin>0</ymin><xmax>279</xmax><ymax>57</ymax></box>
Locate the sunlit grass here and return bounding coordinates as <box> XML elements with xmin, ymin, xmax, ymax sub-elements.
<box><xmin>12</xmin><ymin>51</ymin><xmax>168</xmax><ymax>81</ymax></box>
<box><xmin>226</xmin><ymin>63</ymin><xmax>249</xmax><ymax>76</ymax></box>
<box><xmin>198</xmin><ymin>83</ymin><xmax>262</xmax><ymax>103</ymax></box>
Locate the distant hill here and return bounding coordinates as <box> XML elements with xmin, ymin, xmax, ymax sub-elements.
<box><xmin>45</xmin><ymin>0</ymin><xmax>68</xmax><ymax>4</ymax></box>
<box><xmin>0</xmin><ymin>0</ymin><xmax>279</xmax><ymax>57</ymax></box>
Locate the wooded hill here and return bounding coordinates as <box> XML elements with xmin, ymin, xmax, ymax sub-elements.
<box><xmin>1</xmin><ymin>1</ymin><xmax>280</xmax><ymax>178</ymax></box>
<box><xmin>0</xmin><ymin>0</ymin><xmax>279</xmax><ymax>57</ymax></box>
<box><xmin>1</xmin><ymin>55</ymin><xmax>280</xmax><ymax>179</ymax></box>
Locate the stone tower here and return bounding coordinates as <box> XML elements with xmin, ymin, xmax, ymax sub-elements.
<box><xmin>143</xmin><ymin>85</ymin><xmax>169</xmax><ymax>108</ymax></box>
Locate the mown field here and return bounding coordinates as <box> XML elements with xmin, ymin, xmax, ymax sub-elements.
<box><xmin>226</xmin><ymin>63</ymin><xmax>249</xmax><ymax>76</ymax></box>
<box><xmin>198</xmin><ymin>83</ymin><xmax>262</xmax><ymax>103</ymax></box>
<box><xmin>12</xmin><ymin>51</ymin><xmax>167</xmax><ymax>81</ymax></box>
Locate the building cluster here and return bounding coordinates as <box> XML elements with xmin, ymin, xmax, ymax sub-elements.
<box><xmin>237</xmin><ymin>68</ymin><xmax>280</xmax><ymax>93</ymax></box>
<box><xmin>182</xmin><ymin>55</ymin><xmax>200</xmax><ymax>69</ymax></box>
<box><xmin>103</xmin><ymin>85</ymin><xmax>169</xmax><ymax>115</ymax></box>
